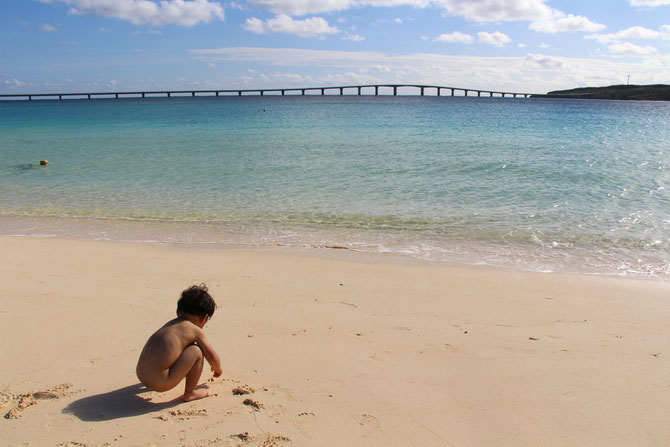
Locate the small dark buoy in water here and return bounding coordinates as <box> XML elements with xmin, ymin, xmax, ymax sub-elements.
<box><xmin>40</xmin><ymin>160</ymin><xmax>48</xmax><ymax>166</ymax></box>
<box><xmin>263</xmin><ymin>108</ymin><xmax>267</xmax><ymax>112</ymax></box>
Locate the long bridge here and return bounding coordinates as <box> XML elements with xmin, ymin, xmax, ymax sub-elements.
<box><xmin>0</xmin><ymin>84</ymin><xmax>540</xmax><ymax>101</ymax></box>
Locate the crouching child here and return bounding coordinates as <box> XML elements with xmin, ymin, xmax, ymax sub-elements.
<box><xmin>136</xmin><ymin>284</ymin><xmax>223</xmax><ymax>401</ymax></box>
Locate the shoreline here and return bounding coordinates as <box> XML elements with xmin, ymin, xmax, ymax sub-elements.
<box><xmin>1</xmin><ymin>214</ymin><xmax>668</xmax><ymax>281</ymax></box>
<box><xmin>2</xmin><ymin>235</ymin><xmax>670</xmax><ymax>446</ymax></box>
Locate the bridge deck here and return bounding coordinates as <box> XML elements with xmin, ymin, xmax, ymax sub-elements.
<box><xmin>0</xmin><ymin>84</ymin><xmax>539</xmax><ymax>101</ymax></box>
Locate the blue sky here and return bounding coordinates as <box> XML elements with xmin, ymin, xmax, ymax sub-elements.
<box><xmin>1</xmin><ymin>0</ymin><xmax>670</xmax><ymax>94</ymax></box>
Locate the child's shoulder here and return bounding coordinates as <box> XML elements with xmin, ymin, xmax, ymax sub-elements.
<box><xmin>172</xmin><ymin>317</ymin><xmax>203</xmax><ymax>335</ymax></box>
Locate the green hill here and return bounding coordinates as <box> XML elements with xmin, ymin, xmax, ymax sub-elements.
<box><xmin>536</xmin><ymin>84</ymin><xmax>670</xmax><ymax>101</ymax></box>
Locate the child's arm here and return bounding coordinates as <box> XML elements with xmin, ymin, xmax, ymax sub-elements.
<box><xmin>195</xmin><ymin>330</ymin><xmax>223</xmax><ymax>377</ymax></box>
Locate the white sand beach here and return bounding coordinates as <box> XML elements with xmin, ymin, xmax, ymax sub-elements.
<box><xmin>1</xmin><ymin>236</ymin><xmax>669</xmax><ymax>446</ymax></box>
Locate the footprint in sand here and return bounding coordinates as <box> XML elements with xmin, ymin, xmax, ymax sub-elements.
<box><xmin>294</xmin><ymin>411</ymin><xmax>316</xmax><ymax>437</ymax></box>
<box><xmin>3</xmin><ymin>384</ymin><xmax>76</xmax><ymax>419</ymax></box>
<box><xmin>153</xmin><ymin>407</ymin><xmax>208</xmax><ymax>421</ymax></box>
<box><xmin>355</xmin><ymin>413</ymin><xmax>381</xmax><ymax>438</ymax></box>
<box><xmin>228</xmin><ymin>432</ymin><xmax>291</xmax><ymax>446</ymax></box>
<box><xmin>259</xmin><ymin>433</ymin><xmax>292</xmax><ymax>447</ymax></box>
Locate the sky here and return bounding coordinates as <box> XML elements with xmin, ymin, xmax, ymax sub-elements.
<box><xmin>1</xmin><ymin>0</ymin><xmax>670</xmax><ymax>95</ymax></box>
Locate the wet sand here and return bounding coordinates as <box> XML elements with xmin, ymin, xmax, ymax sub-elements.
<box><xmin>1</xmin><ymin>236</ymin><xmax>669</xmax><ymax>446</ymax></box>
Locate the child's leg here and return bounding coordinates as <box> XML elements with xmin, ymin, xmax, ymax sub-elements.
<box><xmin>182</xmin><ymin>345</ymin><xmax>208</xmax><ymax>401</ymax></box>
<box><xmin>166</xmin><ymin>344</ymin><xmax>209</xmax><ymax>401</ymax></box>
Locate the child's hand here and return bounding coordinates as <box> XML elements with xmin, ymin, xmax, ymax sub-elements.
<box><xmin>212</xmin><ymin>367</ymin><xmax>223</xmax><ymax>378</ymax></box>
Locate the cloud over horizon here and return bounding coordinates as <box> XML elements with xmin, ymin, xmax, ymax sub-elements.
<box><xmin>38</xmin><ymin>0</ymin><xmax>225</xmax><ymax>26</ymax></box>
<box><xmin>244</xmin><ymin>14</ymin><xmax>339</xmax><ymax>37</ymax></box>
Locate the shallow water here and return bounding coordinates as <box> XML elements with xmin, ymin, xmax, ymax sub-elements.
<box><xmin>1</xmin><ymin>95</ymin><xmax>669</xmax><ymax>278</ymax></box>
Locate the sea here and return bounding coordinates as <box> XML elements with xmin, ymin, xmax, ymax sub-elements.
<box><xmin>1</xmin><ymin>94</ymin><xmax>669</xmax><ymax>279</ymax></box>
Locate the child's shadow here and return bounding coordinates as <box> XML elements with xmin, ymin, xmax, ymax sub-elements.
<box><xmin>63</xmin><ymin>383</ymin><xmax>181</xmax><ymax>421</ymax></box>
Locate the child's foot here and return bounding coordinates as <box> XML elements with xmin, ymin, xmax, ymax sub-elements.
<box><xmin>183</xmin><ymin>389</ymin><xmax>210</xmax><ymax>402</ymax></box>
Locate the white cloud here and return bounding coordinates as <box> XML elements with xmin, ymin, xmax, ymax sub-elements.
<box><xmin>3</xmin><ymin>78</ymin><xmax>25</xmax><ymax>87</ymax></box>
<box><xmin>245</xmin><ymin>0</ymin><xmax>428</xmax><ymax>15</ymax></box>
<box><xmin>435</xmin><ymin>0</ymin><xmax>547</xmax><ymax>22</ymax></box>
<box><xmin>189</xmin><ymin>46</ymin><xmax>670</xmax><ymax>93</ymax></box>
<box><xmin>245</xmin><ymin>0</ymin><xmax>603</xmax><ymax>34</ymax></box>
<box><xmin>38</xmin><ymin>0</ymin><xmax>225</xmax><ymax>26</ymax></box>
<box><xmin>524</xmin><ymin>53</ymin><xmax>564</xmax><ymax>69</ymax></box>
<box><xmin>629</xmin><ymin>0</ymin><xmax>670</xmax><ymax>6</ymax></box>
<box><xmin>478</xmin><ymin>31</ymin><xmax>510</xmax><ymax>47</ymax></box>
<box><xmin>608</xmin><ymin>42</ymin><xmax>658</xmax><ymax>55</ymax></box>
<box><xmin>529</xmin><ymin>9</ymin><xmax>605</xmax><ymax>33</ymax></box>
<box><xmin>364</xmin><ymin>65</ymin><xmax>391</xmax><ymax>72</ymax></box>
<box><xmin>258</xmin><ymin>71</ymin><xmax>308</xmax><ymax>83</ymax></box>
<box><xmin>227</xmin><ymin>1</ymin><xmax>247</xmax><ymax>9</ymax></box>
<box><xmin>436</xmin><ymin>0</ymin><xmax>601</xmax><ymax>33</ymax></box>
<box><xmin>41</xmin><ymin>24</ymin><xmax>58</xmax><ymax>32</ymax></box>
<box><xmin>244</xmin><ymin>14</ymin><xmax>339</xmax><ymax>37</ymax></box>
<box><xmin>343</xmin><ymin>32</ymin><xmax>365</xmax><ymax>41</ymax></box>
<box><xmin>586</xmin><ymin>26</ymin><xmax>661</xmax><ymax>44</ymax></box>
<box><xmin>394</xmin><ymin>18</ymin><xmax>403</xmax><ymax>23</ymax></box>
<box><xmin>434</xmin><ymin>31</ymin><xmax>473</xmax><ymax>44</ymax></box>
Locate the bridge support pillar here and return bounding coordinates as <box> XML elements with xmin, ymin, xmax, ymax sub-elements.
<box><xmin>393</xmin><ymin>86</ymin><xmax>397</xmax><ymax>96</ymax></box>
<box><xmin>115</xmin><ymin>93</ymin><xmax>119</xmax><ymax>99</ymax></box>
<box><xmin>451</xmin><ymin>89</ymin><xmax>454</xmax><ymax>96</ymax></box>
<box><xmin>420</xmin><ymin>87</ymin><xmax>424</xmax><ymax>96</ymax></box>
<box><xmin>142</xmin><ymin>93</ymin><xmax>145</xmax><ymax>98</ymax></box>
<box><xmin>339</xmin><ymin>87</ymin><xmax>343</xmax><ymax>95</ymax></box>
<box><xmin>282</xmin><ymin>90</ymin><xmax>285</xmax><ymax>96</ymax></box>
<box><xmin>357</xmin><ymin>86</ymin><xmax>361</xmax><ymax>95</ymax></box>
<box><xmin>192</xmin><ymin>92</ymin><xmax>195</xmax><ymax>97</ymax></box>
<box><xmin>302</xmin><ymin>89</ymin><xmax>305</xmax><ymax>95</ymax></box>
<box><xmin>321</xmin><ymin>88</ymin><xmax>325</xmax><ymax>95</ymax></box>
<box><xmin>238</xmin><ymin>91</ymin><xmax>242</xmax><ymax>96</ymax></box>
<box><xmin>375</xmin><ymin>86</ymin><xmax>378</xmax><ymax>95</ymax></box>
<box><xmin>477</xmin><ymin>91</ymin><xmax>481</xmax><ymax>97</ymax></box>
<box><xmin>260</xmin><ymin>91</ymin><xmax>264</xmax><ymax>96</ymax></box>
<box><xmin>59</xmin><ymin>95</ymin><xmax>62</xmax><ymax>100</ymax></box>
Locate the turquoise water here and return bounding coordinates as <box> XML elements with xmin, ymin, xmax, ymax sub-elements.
<box><xmin>1</xmin><ymin>95</ymin><xmax>669</xmax><ymax>277</ymax></box>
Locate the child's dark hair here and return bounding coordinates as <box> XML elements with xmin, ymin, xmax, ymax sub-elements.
<box><xmin>177</xmin><ymin>284</ymin><xmax>216</xmax><ymax>319</ymax></box>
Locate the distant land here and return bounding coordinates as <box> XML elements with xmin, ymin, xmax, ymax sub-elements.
<box><xmin>536</xmin><ymin>84</ymin><xmax>670</xmax><ymax>101</ymax></box>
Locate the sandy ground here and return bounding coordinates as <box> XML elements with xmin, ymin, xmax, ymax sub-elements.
<box><xmin>1</xmin><ymin>236</ymin><xmax>669</xmax><ymax>447</ymax></box>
